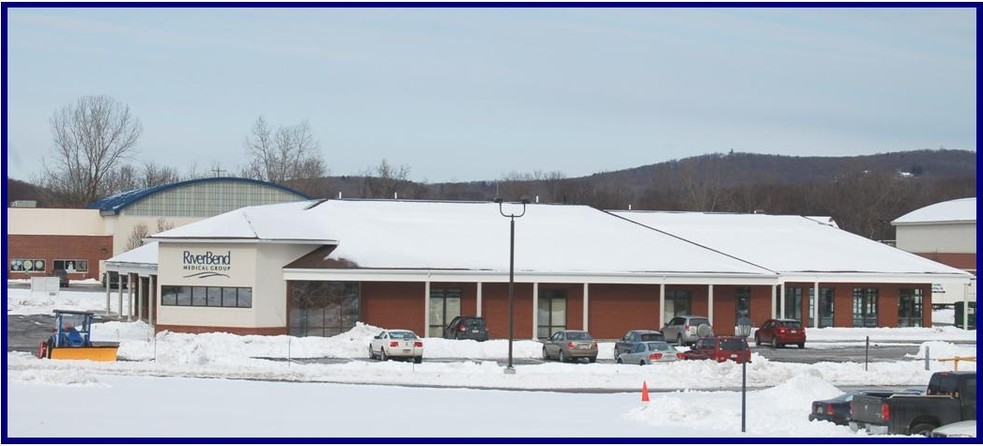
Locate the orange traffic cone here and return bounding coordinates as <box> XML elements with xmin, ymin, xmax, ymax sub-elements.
<box><xmin>641</xmin><ymin>381</ymin><xmax>650</xmax><ymax>402</ymax></box>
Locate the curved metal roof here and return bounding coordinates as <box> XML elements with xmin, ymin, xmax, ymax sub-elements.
<box><xmin>86</xmin><ymin>177</ymin><xmax>312</xmax><ymax>215</ymax></box>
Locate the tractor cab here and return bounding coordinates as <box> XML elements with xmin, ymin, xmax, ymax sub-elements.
<box><xmin>38</xmin><ymin>310</ymin><xmax>119</xmax><ymax>361</ymax></box>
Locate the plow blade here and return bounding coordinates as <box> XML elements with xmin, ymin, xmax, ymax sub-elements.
<box><xmin>48</xmin><ymin>345</ymin><xmax>119</xmax><ymax>362</ymax></box>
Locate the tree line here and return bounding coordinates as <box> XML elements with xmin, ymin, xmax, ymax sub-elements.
<box><xmin>25</xmin><ymin>95</ymin><xmax>976</xmax><ymax>242</ymax></box>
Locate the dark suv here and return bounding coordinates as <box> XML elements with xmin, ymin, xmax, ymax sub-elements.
<box><xmin>443</xmin><ymin>316</ymin><xmax>490</xmax><ymax>341</ymax></box>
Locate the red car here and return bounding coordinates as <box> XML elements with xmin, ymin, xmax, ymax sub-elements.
<box><xmin>683</xmin><ymin>336</ymin><xmax>751</xmax><ymax>364</ymax></box>
<box><xmin>754</xmin><ymin>318</ymin><xmax>806</xmax><ymax>348</ymax></box>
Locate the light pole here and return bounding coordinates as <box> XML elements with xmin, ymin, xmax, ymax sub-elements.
<box><xmin>495</xmin><ymin>197</ymin><xmax>529</xmax><ymax>374</ymax></box>
<box><xmin>737</xmin><ymin>317</ymin><xmax>753</xmax><ymax>433</ymax></box>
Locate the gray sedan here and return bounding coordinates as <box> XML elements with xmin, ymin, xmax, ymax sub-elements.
<box><xmin>616</xmin><ymin>341</ymin><xmax>684</xmax><ymax>365</ymax></box>
<box><xmin>542</xmin><ymin>330</ymin><xmax>598</xmax><ymax>363</ymax></box>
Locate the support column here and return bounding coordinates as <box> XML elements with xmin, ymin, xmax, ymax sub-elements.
<box><xmin>149</xmin><ymin>275</ymin><xmax>156</xmax><ymax>330</ymax></box>
<box><xmin>532</xmin><ymin>283</ymin><xmax>539</xmax><ymax>339</ymax></box>
<box><xmin>424</xmin><ymin>278</ymin><xmax>431</xmax><ymax>337</ymax></box>
<box><xmin>708</xmin><ymin>284</ymin><xmax>714</xmax><ymax>325</ymax></box>
<box><xmin>127</xmin><ymin>274</ymin><xmax>134</xmax><ymax>321</ymax></box>
<box><xmin>137</xmin><ymin>276</ymin><xmax>143</xmax><ymax>322</ymax></box>
<box><xmin>118</xmin><ymin>275</ymin><xmax>124</xmax><ymax>320</ymax></box>
<box><xmin>659</xmin><ymin>281</ymin><xmax>666</xmax><ymax>327</ymax></box>
<box><xmin>105</xmin><ymin>273</ymin><xmax>111</xmax><ymax>315</ymax></box>
<box><xmin>582</xmin><ymin>283</ymin><xmax>589</xmax><ymax>332</ymax></box>
<box><xmin>476</xmin><ymin>282</ymin><xmax>483</xmax><ymax>317</ymax></box>
<box><xmin>772</xmin><ymin>283</ymin><xmax>778</xmax><ymax>319</ymax></box>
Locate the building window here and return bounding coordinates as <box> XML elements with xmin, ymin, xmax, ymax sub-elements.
<box><xmin>898</xmin><ymin>288</ymin><xmax>923</xmax><ymax>328</ymax></box>
<box><xmin>53</xmin><ymin>259</ymin><xmax>88</xmax><ymax>273</ymax></box>
<box><xmin>10</xmin><ymin>259</ymin><xmax>46</xmax><ymax>273</ymax></box>
<box><xmin>852</xmin><ymin>288</ymin><xmax>879</xmax><ymax>328</ymax></box>
<box><xmin>665</xmin><ymin>289</ymin><xmax>693</xmax><ymax>317</ymax></box>
<box><xmin>288</xmin><ymin>281</ymin><xmax>359</xmax><ymax>337</ymax></box>
<box><xmin>161</xmin><ymin>286</ymin><xmax>252</xmax><ymax>308</ymax></box>
<box><xmin>429</xmin><ymin>288</ymin><xmax>462</xmax><ymax>337</ymax></box>
<box><xmin>808</xmin><ymin>287</ymin><xmax>835</xmax><ymax>328</ymax></box>
<box><xmin>736</xmin><ymin>287</ymin><xmax>751</xmax><ymax>321</ymax></box>
<box><xmin>782</xmin><ymin>287</ymin><xmax>803</xmax><ymax>321</ymax></box>
<box><xmin>537</xmin><ymin>289</ymin><xmax>567</xmax><ymax>339</ymax></box>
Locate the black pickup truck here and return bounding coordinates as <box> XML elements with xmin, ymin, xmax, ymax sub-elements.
<box><xmin>849</xmin><ymin>371</ymin><xmax>976</xmax><ymax>436</ymax></box>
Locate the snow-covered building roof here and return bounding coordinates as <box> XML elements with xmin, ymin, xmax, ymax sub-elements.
<box><xmin>611</xmin><ymin>211</ymin><xmax>971</xmax><ymax>282</ymax></box>
<box><xmin>892</xmin><ymin>197</ymin><xmax>976</xmax><ymax>225</ymax></box>
<box><xmin>105</xmin><ymin>241</ymin><xmax>159</xmax><ymax>275</ymax></box>
<box><xmin>154</xmin><ymin>200</ymin><xmax>774</xmax><ymax>279</ymax></box>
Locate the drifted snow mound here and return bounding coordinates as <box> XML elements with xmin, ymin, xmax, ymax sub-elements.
<box><xmin>624</xmin><ymin>375</ymin><xmax>856</xmax><ymax>437</ymax></box>
<box><xmin>12</xmin><ymin>368</ymin><xmax>108</xmax><ymax>388</ymax></box>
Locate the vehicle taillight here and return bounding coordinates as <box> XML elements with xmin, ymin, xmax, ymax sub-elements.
<box><xmin>414</xmin><ymin>341</ymin><xmax>423</xmax><ymax>348</ymax></box>
<box><xmin>649</xmin><ymin>353</ymin><xmax>663</xmax><ymax>360</ymax></box>
<box><xmin>567</xmin><ymin>342</ymin><xmax>576</xmax><ymax>349</ymax></box>
<box><xmin>459</xmin><ymin>325</ymin><xmax>467</xmax><ymax>331</ymax></box>
<box><xmin>676</xmin><ymin>353</ymin><xmax>686</xmax><ymax>360</ymax></box>
<box><xmin>778</xmin><ymin>327</ymin><xmax>787</xmax><ymax>334</ymax></box>
<box><xmin>389</xmin><ymin>341</ymin><xmax>399</xmax><ymax>347</ymax></box>
<box><xmin>881</xmin><ymin>403</ymin><xmax>890</xmax><ymax>421</ymax></box>
<box><xmin>684</xmin><ymin>323</ymin><xmax>690</xmax><ymax>332</ymax></box>
<box><xmin>826</xmin><ymin>403</ymin><xmax>834</xmax><ymax>415</ymax></box>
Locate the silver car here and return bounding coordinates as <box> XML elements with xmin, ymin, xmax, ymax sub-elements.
<box><xmin>542</xmin><ymin>330</ymin><xmax>598</xmax><ymax>363</ymax></box>
<box><xmin>662</xmin><ymin>315</ymin><xmax>713</xmax><ymax>346</ymax></box>
<box><xmin>616</xmin><ymin>341</ymin><xmax>683</xmax><ymax>365</ymax></box>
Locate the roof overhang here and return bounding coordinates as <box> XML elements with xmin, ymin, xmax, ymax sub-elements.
<box><xmin>778</xmin><ymin>272</ymin><xmax>974</xmax><ymax>284</ymax></box>
<box><xmin>282</xmin><ymin>268</ymin><xmax>779</xmax><ymax>285</ymax></box>
<box><xmin>151</xmin><ymin>238</ymin><xmax>338</xmax><ymax>245</ymax></box>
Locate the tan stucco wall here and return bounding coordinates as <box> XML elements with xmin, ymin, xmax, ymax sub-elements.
<box><xmin>6</xmin><ymin>208</ymin><xmax>108</xmax><ymax>235</ymax></box>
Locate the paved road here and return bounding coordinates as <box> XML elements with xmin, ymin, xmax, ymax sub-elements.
<box><xmin>7</xmin><ymin>314</ymin><xmax>963</xmax><ymax>366</ymax></box>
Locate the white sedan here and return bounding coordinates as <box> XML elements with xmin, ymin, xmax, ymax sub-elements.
<box><xmin>369</xmin><ymin>329</ymin><xmax>424</xmax><ymax>363</ymax></box>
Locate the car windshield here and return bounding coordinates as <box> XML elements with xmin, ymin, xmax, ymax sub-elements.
<box><xmin>719</xmin><ymin>338</ymin><xmax>746</xmax><ymax>350</ymax></box>
<box><xmin>639</xmin><ymin>333</ymin><xmax>665</xmax><ymax>341</ymax></box>
<box><xmin>566</xmin><ymin>332</ymin><xmax>592</xmax><ymax>341</ymax></box>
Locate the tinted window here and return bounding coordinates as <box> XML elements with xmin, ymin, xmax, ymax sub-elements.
<box><xmin>639</xmin><ymin>333</ymin><xmax>665</xmax><ymax>341</ymax></box>
<box><xmin>566</xmin><ymin>332</ymin><xmax>592</xmax><ymax>340</ymax></box>
<box><xmin>464</xmin><ymin>318</ymin><xmax>486</xmax><ymax>329</ymax></box>
<box><xmin>690</xmin><ymin>318</ymin><xmax>710</xmax><ymax>326</ymax></box>
<box><xmin>647</xmin><ymin>342</ymin><xmax>673</xmax><ymax>352</ymax></box>
<box><xmin>720</xmin><ymin>338</ymin><xmax>747</xmax><ymax>350</ymax></box>
<box><xmin>781</xmin><ymin>320</ymin><xmax>802</xmax><ymax>328</ymax></box>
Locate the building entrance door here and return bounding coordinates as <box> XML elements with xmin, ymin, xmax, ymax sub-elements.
<box><xmin>429</xmin><ymin>288</ymin><xmax>461</xmax><ymax>337</ymax></box>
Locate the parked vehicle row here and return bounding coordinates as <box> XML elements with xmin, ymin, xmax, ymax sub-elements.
<box><xmin>370</xmin><ymin>316</ymin><xmax>811</xmax><ymax>366</ymax></box>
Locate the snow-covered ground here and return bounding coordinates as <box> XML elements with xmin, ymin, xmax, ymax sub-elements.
<box><xmin>5</xmin><ymin>282</ymin><xmax>978</xmax><ymax>439</ymax></box>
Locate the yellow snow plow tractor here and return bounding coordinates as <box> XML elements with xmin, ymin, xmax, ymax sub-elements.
<box><xmin>37</xmin><ymin>310</ymin><xmax>119</xmax><ymax>362</ymax></box>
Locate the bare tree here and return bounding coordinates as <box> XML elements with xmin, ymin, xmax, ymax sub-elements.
<box><xmin>241</xmin><ymin>116</ymin><xmax>326</xmax><ymax>195</ymax></box>
<box><xmin>42</xmin><ymin>95</ymin><xmax>143</xmax><ymax>207</ymax></box>
<box><xmin>360</xmin><ymin>159</ymin><xmax>413</xmax><ymax>198</ymax></box>
<box><xmin>125</xmin><ymin>223</ymin><xmax>150</xmax><ymax>251</ymax></box>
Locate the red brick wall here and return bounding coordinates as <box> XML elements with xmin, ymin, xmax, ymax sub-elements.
<box><xmin>481</xmin><ymin>283</ymin><xmax>534</xmax><ymax>339</ymax></box>
<box><xmin>7</xmin><ymin>234</ymin><xmax>113</xmax><ymax>281</ymax></box>
<box><xmin>912</xmin><ymin>252</ymin><xmax>977</xmax><ymax>271</ymax></box>
<box><xmin>588</xmin><ymin>284</ymin><xmax>660</xmax><ymax>339</ymax></box>
<box><xmin>431</xmin><ymin>282</ymin><xmax>479</xmax><ymax>316</ymax></box>
<box><xmin>361</xmin><ymin>282</ymin><xmax>426</xmax><ymax>335</ymax></box>
<box><xmin>784</xmin><ymin>282</ymin><xmax>934</xmax><ymax>328</ymax></box>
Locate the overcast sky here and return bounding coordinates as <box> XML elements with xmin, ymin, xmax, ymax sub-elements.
<box><xmin>5</xmin><ymin>6</ymin><xmax>977</xmax><ymax>183</ymax></box>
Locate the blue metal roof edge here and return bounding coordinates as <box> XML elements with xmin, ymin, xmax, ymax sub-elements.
<box><xmin>85</xmin><ymin>177</ymin><xmax>313</xmax><ymax>215</ymax></box>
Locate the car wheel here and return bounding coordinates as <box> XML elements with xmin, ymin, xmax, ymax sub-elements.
<box><xmin>909</xmin><ymin>423</ymin><xmax>936</xmax><ymax>436</ymax></box>
<box><xmin>754</xmin><ymin>334</ymin><xmax>761</xmax><ymax>347</ymax></box>
<box><xmin>772</xmin><ymin>337</ymin><xmax>779</xmax><ymax>348</ymax></box>
<box><xmin>617</xmin><ymin>358</ymin><xmax>623</xmax><ymax>364</ymax></box>
<box><xmin>414</xmin><ymin>356</ymin><xmax>422</xmax><ymax>364</ymax></box>
<box><xmin>798</xmin><ymin>343</ymin><xmax>805</xmax><ymax>349</ymax></box>
<box><xmin>588</xmin><ymin>356</ymin><xmax>596</xmax><ymax>363</ymax></box>
<box><xmin>676</xmin><ymin>334</ymin><xmax>684</xmax><ymax>346</ymax></box>
<box><xmin>639</xmin><ymin>360</ymin><xmax>646</xmax><ymax>366</ymax></box>
<box><xmin>381</xmin><ymin>349</ymin><xmax>389</xmax><ymax>361</ymax></box>
<box><xmin>543</xmin><ymin>347</ymin><xmax>550</xmax><ymax>361</ymax></box>
<box><xmin>368</xmin><ymin>346</ymin><xmax>376</xmax><ymax>360</ymax></box>
<box><xmin>559</xmin><ymin>350</ymin><xmax>567</xmax><ymax>363</ymax></box>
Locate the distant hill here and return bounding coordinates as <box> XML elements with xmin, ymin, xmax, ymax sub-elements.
<box><xmin>7</xmin><ymin>149</ymin><xmax>975</xmax><ymax>241</ymax></box>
